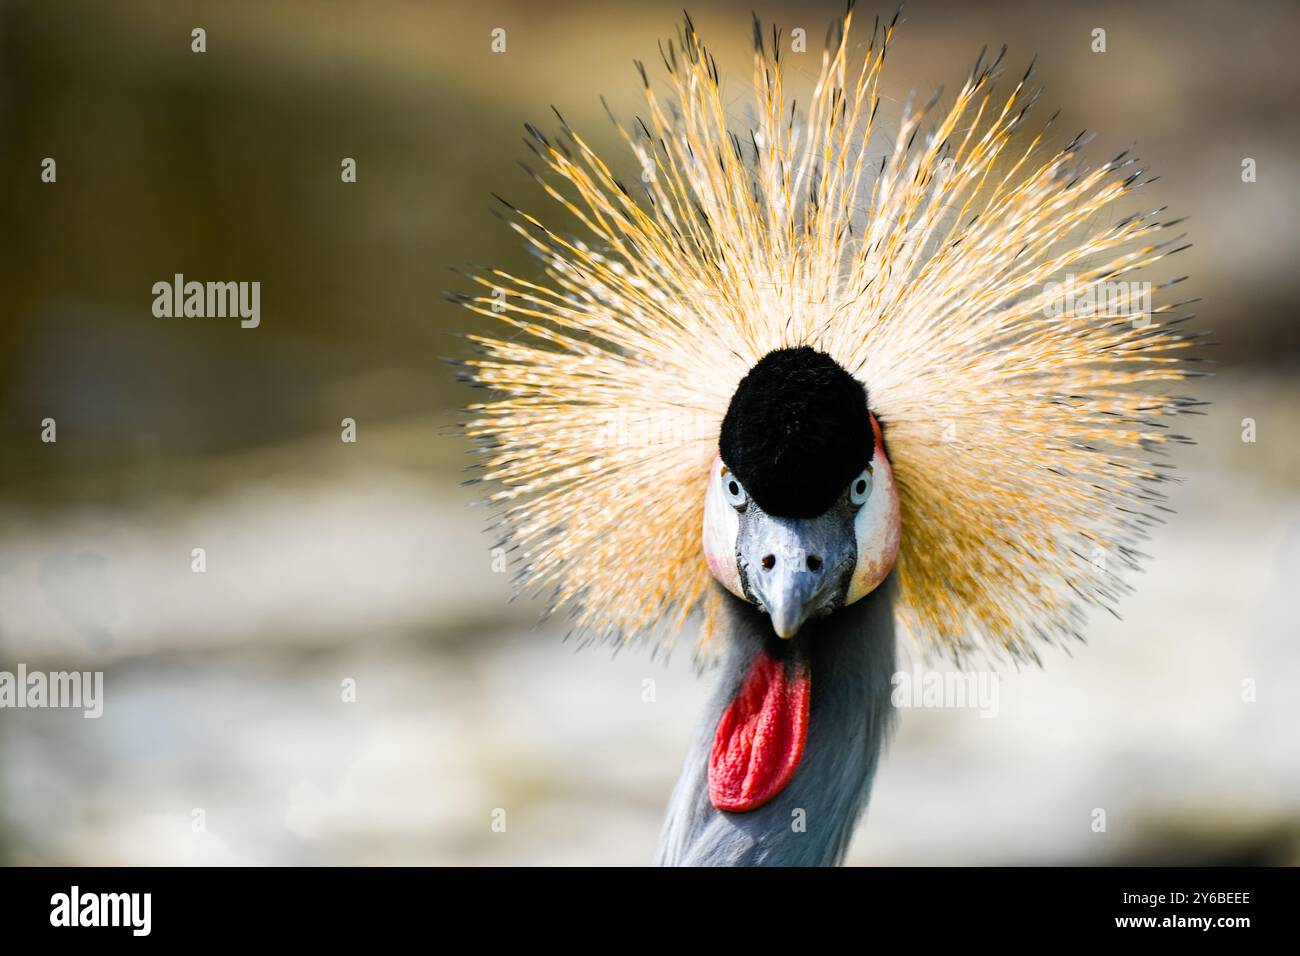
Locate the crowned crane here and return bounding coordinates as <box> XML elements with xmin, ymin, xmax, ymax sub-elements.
<box><xmin>456</xmin><ymin>6</ymin><xmax>1199</xmax><ymax>866</ymax></box>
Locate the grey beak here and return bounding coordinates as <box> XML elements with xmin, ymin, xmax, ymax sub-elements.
<box><xmin>753</xmin><ymin>556</ymin><xmax>822</xmax><ymax>638</ymax></box>
<box><xmin>736</xmin><ymin>505</ymin><xmax>856</xmax><ymax>639</ymax></box>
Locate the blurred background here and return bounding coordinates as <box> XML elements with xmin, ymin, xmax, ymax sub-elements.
<box><xmin>0</xmin><ymin>0</ymin><xmax>1297</xmax><ymax>865</ymax></box>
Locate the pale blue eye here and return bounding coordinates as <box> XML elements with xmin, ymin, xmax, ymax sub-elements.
<box><xmin>849</xmin><ymin>467</ymin><xmax>873</xmax><ymax>506</ymax></box>
<box><xmin>723</xmin><ymin>473</ymin><xmax>748</xmax><ymax>509</ymax></box>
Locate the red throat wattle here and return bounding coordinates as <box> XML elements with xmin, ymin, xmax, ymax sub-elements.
<box><xmin>707</xmin><ymin>649</ymin><xmax>811</xmax><ymax>813</ymax></box>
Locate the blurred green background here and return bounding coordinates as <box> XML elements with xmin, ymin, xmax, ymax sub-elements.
<box><xmin>0</xmin><ymin>0</ymin><xmax>1297</xmax><ymax>864</ymax></box>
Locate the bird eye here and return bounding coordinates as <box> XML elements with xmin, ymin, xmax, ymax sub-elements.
<box><xmin>849</xmin><ymin>465</ymin><xmax>873</xmax><ymax>506</ymax></box>
<box><xmin>722</xmin><ymin>472</ymin><xmax>748</xmax><ymax>510</ymax></box>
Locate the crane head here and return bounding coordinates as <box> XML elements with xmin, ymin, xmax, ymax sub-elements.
<box><xmin>703</xmin><ymin>346</ymin><xmax>901</xmax><ymax>640</ymax></box>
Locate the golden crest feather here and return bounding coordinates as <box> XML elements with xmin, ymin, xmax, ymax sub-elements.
<box><xmin>457</xmin><ymin>7</ymin><xmax>1200</xmax><ymax>665</ymax></box>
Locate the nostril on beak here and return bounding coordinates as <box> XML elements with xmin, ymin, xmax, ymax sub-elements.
<box><xmin>761</xmin><ymin>554</ymin><xmax>776</xmax><ymax>571</ymax></box>
<box><xmin>806</xmin><ymin>555</ymin><xmax>823</xmax><ymax>573</ymax></box>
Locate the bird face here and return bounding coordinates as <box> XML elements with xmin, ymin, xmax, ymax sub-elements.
<box><xmin>703</xmin><ymin>414</ymin><xmax>900</xmax><ymax>637</ymax></box>
<box><xmin>702</xmin><ymin>347</ymin><xmax>901</xmax><ymax>638</ymax></box>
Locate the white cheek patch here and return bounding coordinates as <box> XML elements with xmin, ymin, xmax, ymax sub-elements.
<box><xmin>845</xmin><ymin>449</ymin><xmax>902</xmax><ymax>604</ymax></box>
<box><xmin>701</xmin><ymin>454</ymin><xmax>744</xmax><ymax>599</ymax></box>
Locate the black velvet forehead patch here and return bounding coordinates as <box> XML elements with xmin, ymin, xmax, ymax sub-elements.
<box><xmin>719</xmin><ymin>346</ymin><xmax>874</xmax><ymax>518</ymax></box>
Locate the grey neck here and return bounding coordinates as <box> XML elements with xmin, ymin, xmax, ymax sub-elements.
<box><xmin>655</xmin><ymin>579</ymin><xmax>897</xmax><ymax>866</ymax></box>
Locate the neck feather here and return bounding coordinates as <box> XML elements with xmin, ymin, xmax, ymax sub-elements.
<box><xmin>655</xmin><ymin>579</ymin><xmax>897</xmax><ymax>866</ymax></box>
